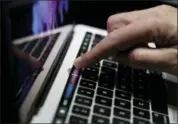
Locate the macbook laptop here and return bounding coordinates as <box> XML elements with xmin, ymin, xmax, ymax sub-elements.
<box><xmin>12</xmin><ymin>24</ymin><xmax>178</xmax><ymax>124</ymax></box>
<box><xmin>3</xmin><ymin>1</ymin><xmax>177</xmax><ymax>123</ymax></box>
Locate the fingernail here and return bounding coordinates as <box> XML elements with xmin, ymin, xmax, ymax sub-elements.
<box><xmin>74</xmin><ymin>57</ymin><xmax>82</xmax><ymax>69</ymax></box>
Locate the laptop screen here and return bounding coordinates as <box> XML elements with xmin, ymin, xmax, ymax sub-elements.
<box><xmin>7</xmin><ymin>1</ymin><xmax>69</xmax><ymax>108</ymax></box>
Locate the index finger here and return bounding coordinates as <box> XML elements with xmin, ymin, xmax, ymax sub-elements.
<box><xmin>74</xmin><ymin>19</ymin><xmax>155</xmax><ymax>69</ymax></box>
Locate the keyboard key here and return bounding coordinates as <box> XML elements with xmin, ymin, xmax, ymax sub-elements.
<box><xmin>57</xmin><ymin>107</ymin><xmax>67</xmax><ymax>118</ymax></box>
<box><xmin>32</xmin><ymin>36</ymin><xmax>49</xmax><ymax>58</ymax></box>
<box><xmin>92</xmin><ymin>115</ymin><xmax>109</xmax><ymax>124</ymax></box>
<box><xmin>133</xmin><ymin>107</ymin><xmax>150</xmax><ymax>119</ymax></box>
<box><xmin>86</xmin><ymin>32</ymin><xmax>92</xmax><ymax>39</ymax></box>
<box><xmin>133</xmin><ymin>99</ymin><xmax>149</xmax><ymax>110</ymax></box>
<box><xmin>115</xmin><ymin>90</ymin><xmax>131</xmax><ymax>101</ymax></box>
<box><xmin>91</xmin><ymin>62</ymin><xmax>100</xmax><ymax>68</ymax></box>
<box><xmin>94</xmin><ymin>34</ymin><xmax>104</xmax><ymax>42</ymax></box>
<box><xmin>134</xmin><ymin>89</ymin><xmax>149</xmax><ymax>101</ymax></box>
<box><xmin>106</xmin><ymin>56</ymin><xmax>115</xmax><ymax>61</ymax></box>
<box><xmin>17</xmin><ymin>42</ymin><xmax>28</xmax><ymax>50</ymax></box>
<box><xmin>115</xmin><ymin>98</ymin><xmax>131</xmax><ymax>110</ymax></box>
<box><xmin>55</xmin><ymin>118</ymin><xmax>64</xmax><ymax>124</ymax></box>
<box><xmin>75</xmin><ymin>96</ymin><xmax>92</xmax><ymax>106</ymax></box>
<box><xmin>78</xmin><ymin>87</ymin><xmax>94</xmax><ymax>98</ymax></box>
<box><xmin>95</xmin><ymin>96</ymin><xmax>112</xmax><ymax>107</ymax></box>
<box><xmin>99</xmin><ymin>73</ymin><xmax>115</xmax><ymax>90</ymax></box>
<box><xmin>152</xmin><ymin>112</ymin><xmax>169</xmax><ymax>124</ymax></box>
<box><xmin>80</xmin><ymin>79</ymin><xmax>96</xmax><ymax>89</ymax></box>
<box><xmin>72</xmin><ymin>105</ymin><xmax>90</xmax><ymax>116</ymax></box>
<box><xmin>40</xmin><ymin>33</ymin><xmax>59</xmax><ymax>63</ymax></box>
<box><xmin>24</xmin><ymin>40</ymin><xmax>38</xmax><ymax>53</ymax></box>
<box><xmin>101</xmin><ymin>66</ymin><xmax>116</xmax><ymax>74</ymax></box>
<box><xmin>114</xmin><ymin>107</ymin><xmax>130</xmax><ymax>119</ymax></box>
<box><xmin>97</xmin><ymin>87</ymin><xmax>113</xmax><ymax>98</ymax></box>
<box><xmin>133</xmin><ymin>118</ymin><xmax>150</xmax><ymax>124</ymax></box>
<box><xmin>113</xmin><ymin>118</ymin><xmax>130</xmax><ymax>124</ymax></box>
<box><xmin>93</xmin><ymin>105</ymin><xmax>111</xmax><ymax>116</ymax></box>
<box><xmin>102</xmin><ymin>61</ymin><xmax>117</xmax><ymax>69</ymax></box>
<box><xmin>116</xmin><ymin>83</ymin><xmax>132</xmax><ymax>92</ymax></box>
<box><xmin>118</xmin><ymin>65</ymin><xmax>133</xmax><ymax>77</ymax></box>
<box><xmin>69</xmin><ymin>115</ymin><xmax>87</xmax><ymax>124</ymax></box>
<box><xmin>82</xmin><ymin>67</ymin><xmax>99</xmax><ymax>81</ymax></box>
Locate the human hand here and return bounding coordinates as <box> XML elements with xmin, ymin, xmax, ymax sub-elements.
<box><xmin>74</xmin><ymin>5</ymin><xmax>178</xmax><ymax>76</ymax></box>
<box><xmin>32</xmin><ymin>0</ymin><xmax>68</xmax><ymax>34</ymax></box>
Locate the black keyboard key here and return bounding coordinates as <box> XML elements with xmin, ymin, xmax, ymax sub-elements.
<box><xmin>116</xmin><ymin>83</ymin><xmax>132</xmax><ymax>92</ymax></box>
<box><xmin>75</xmin><ymin>96</ymin><xmax>92</xmax><ymax>106</ymax></box>
<box><xmin>102</xmin><ymin>61</ymin><xmax>117</xmax><ymax>69</ymax></box>
<box><xmin>115</xmin><ymin>98</ymin><xmax>131</xmax><ymax>110</ymax></box>
<box><xmin>32</xmin><ymin>36</ymin><xmax>49</xmax><ymax>58</ymax></box>
<box><xmin>97</xmin><ymin>87</ymin><xmax>113</xmax><ymax>98</ymax></box>
<box><xmin>93</xmin><ymin>105</ymin><xmax>111</xmax><ymax>116</ymax></box>
<box><xmin>95</xmin><ymin>96</ymin><xmax>112</xmax><ymax>107</ymax></box>
<box><xmin>99</xmin><ymin>73</ymin><xmax>115</xmax><ymax>90</ymax></box>
<box><xmin>134</xmin><ymin>89</ymin><xmax>149</xmax><ymax>101</ymax></box>
<box><xmin>115</xmin><ymin>90</ymin><xmax>131</xmax><ymax>101</ymax></box>
<box><xmin>101</xmin><ymin>66</ymin><xmax>116</xmax><ymax>74</ymax></box>
<box><xmin>69</xmin><ymin>115</ymin><xmax>87</xmax><ymax>124</ymax></box>
<box><xmin>118</xmin><ymin>65</ymin><xmax>133</xmax><ymax>77</ymax></box>
<box><xmin>133</xmin><ymin>99</ymin><xmax>149</xmax><ymax>110</ymax></box>
<box><xmin>40</xmin><ymin>33</ymin><xmax>59</xmax><ymax>63</ymax></box>
<box><xmin>72</xmin><ymin>105</ymin><xmax>90</xmax><ymax>116</ymax></box>
<box><xmin>24</xmin><ymin>39</ymin><xmax>38</xmax><ymax>53</ymax></box>
<box><xmin>17</xmin><ymin>42</ymin><xmax>27</xmax><ymax>50</ymax></box>
<box><xmin>114</xmin><ymin>107</ymin><xmax>130</xmax><ymax>119</ymax></box>
<box><xmin>92</xmin><ymin>115</ymin><xmax>109</xmax><ymax>124</ymax></box>
<box><xmin>99</xmin><ymin>82</ymin><xmax>114</xmax><ymax>90</ymax></box>
<box><xmin>133</xmin><ymin>107</ymin><xmax>150</xmax><ymax>119</ymax></box>
<box><xmin>80</xmin><ymin>45</ymin><xmax>88</xmax><ymax>53</ymax></box>
<box><xmin>106</xmin><ymin>56</ymin><xmax>115</xmax><ymax>61</ymax></box>
<box><xmin>78</xmin><ymin>87</ymin><xmax>94</xmax><ymax>98</ymax></box>
<box><xmin>86</xmin><ymin>32</ymin><xmax>92</xmax><ymax>37</ymax></box>
<box><xmin>91</xmin><ymin>62</ymin><xmax>100</xmax><ymax>68</ymax></box>
<box><xmin>133</xmin><ymin>118</ymin><xmax>150</xmax><ymax>124</ymax></box>
<box><xmin>94</xmin><ymin>34</ymin><xmax>104</xmax><ymax>41</ymax></box>
<box><xmin>113</xmin><ymin>118</ymin><xmax>130</xmax><ymax>124</ymax></box>
<box><xmin>80</xmin><ymin>79</ymin><xmax>96</xmax><ymax>89</ymax></box>
<box><xmin>152</xmin><ymin>113</ymin><xmax>169</xmax><ymax>124</ymax></box>
<box><xmin>82</xmin><ymin>67</ymin><xmax>99</xmax><ymax>81</ymax></box>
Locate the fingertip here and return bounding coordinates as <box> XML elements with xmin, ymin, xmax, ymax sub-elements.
<box><xmin>73</xmin><ymin>57</ymin><xmax>83</xmax><ymax>69</ymax></box>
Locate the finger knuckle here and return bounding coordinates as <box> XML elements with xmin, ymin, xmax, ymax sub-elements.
<box><xmin>146</xmin><ymin>18</ymin><xmax>161</xmax><ymax>39</ymax></box>
<box><xmin>107</xmin><ymin>15</ymin><xmax>115</xmax><ymax>27</ymax></box>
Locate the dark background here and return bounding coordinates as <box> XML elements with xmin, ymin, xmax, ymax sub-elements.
<box><xmin>9</xmin><ymin>1</ymin><xmax>167</xmax><ymax>40</ymax></box>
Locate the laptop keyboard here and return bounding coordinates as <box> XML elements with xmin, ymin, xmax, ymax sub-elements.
<box><xmin>53</xmin><ymin>32</ymin><xmax>170</xmax><ymax>124</ymax></box>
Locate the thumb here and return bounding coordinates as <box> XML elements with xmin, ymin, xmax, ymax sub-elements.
<box><xmin>117</xmin><ymin>47</ymin><xmax>178</xmax><ymax>75</ymax></box>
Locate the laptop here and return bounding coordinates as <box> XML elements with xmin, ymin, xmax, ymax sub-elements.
<box><xmin>12</xmin><ymin>23</ymin><xmax>178</xmax><ymax>124</ymax></box>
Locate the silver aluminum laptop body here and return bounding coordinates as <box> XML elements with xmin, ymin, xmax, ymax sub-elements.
<box><xmin>13</xmin><ymin>24</ymin><xmax>178</xmax><ymax>123</ymax></box>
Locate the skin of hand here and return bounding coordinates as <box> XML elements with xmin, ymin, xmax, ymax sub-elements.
<box><xmin>74</xmin><ymin>5</ymin><xmax>178</xmax><ymax>76</ymax></box>
<box><xmin>32</xmin><ymin>0</ymin><xmax>68</xmax><ymax>34</ymax></box>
